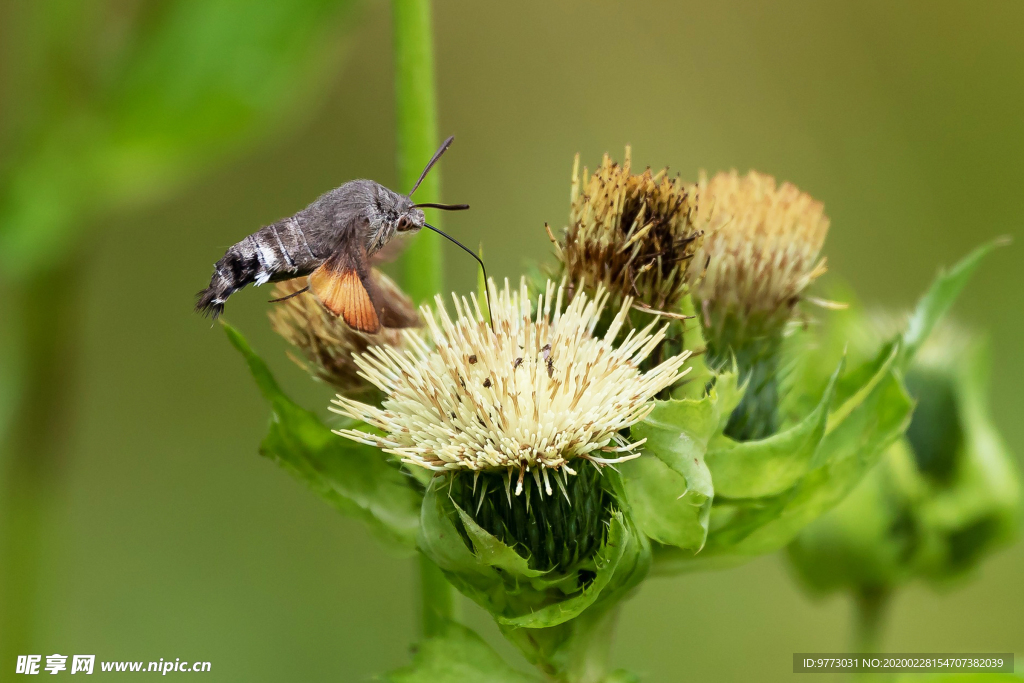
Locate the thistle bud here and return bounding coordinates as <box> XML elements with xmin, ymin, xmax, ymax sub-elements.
<box><xmin>689</xmin><ymin>170</ymin><xmax>829</xmax><ymax>440</ymax></box>
<box><xmin>268</xmin><ymin>271</ymin><xmax>417</xmax><ymax>397</ymax></box>
<box><xmin>552</xmin><ymin>148</ymin><xmax>702</xmax><ymax>313</ymax></box>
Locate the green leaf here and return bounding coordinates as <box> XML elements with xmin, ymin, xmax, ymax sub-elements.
<box><xmin>656</xmin><ymin>352</ymin><xmax>913</xmax><ymax>572</ymax></box>
<box><xmin>620</xmin><ymin>381</ymin><xmax>730</xmax><ymax>551</ymax></box>
<box><xmin>706</xmin><ymin>360</ymin><xmax>842</xmax><ymax>499</ymax></box>
<box><xmin>223</xmin><ymin>321</ymin><xmax>421</xmax><ymax>551</ymax></box>
<box><xmin>912</xmin><ymin>335</ymin><xmax>1020</xmax><ymax>581</ymax></box>
<box><xmin>786</xmin><ymin>439</ymin><xmax>924</xmax><ymax>593</ymax></box>
<box><xmin>384</xmin><ymin>620</ymin><xmax>540</xmax><ymax>683</ymax></box>
<box><xmin>715</xmin><ymin>359</ymin><xmax>912</xmax><ymax>557</ymax></box>
<box><xmin>900</xmin><ymin>237</ymin><xmax>1008</xmax><ymax>367</ymax></box>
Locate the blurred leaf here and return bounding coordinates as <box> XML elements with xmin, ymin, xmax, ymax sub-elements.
<box><xmin>223</xmin><ymin>321</ymin><xmax>421</xmax><ymax>551</ymax></box>
<box><xmin>914</xmin><ymin>336</ymin><xmax>1020</xmax><ymax>580</ymax></box>
<box><xmin>793</xmin><ymin>331</ymin><xmax>1021</xmax><ymax>593</ymax></box>
<box><xmin>706</xmin><ymin>360</ymin><xmax>842</xmax><ymax>499</ymax></box>
<box><xmin>901</xmin><ymin>237</ymin><xmax>1008</xmax><ymax>366</ymax></box>
<box><xmin>384</xmin><ymin>619</ymin><xmax>540</xmax><ymax>683</ymax></box>
<box><xmin>787</xmin><ymin>440</ymin><xmax>923</xmax><ymax>592</ymax></box>
<box><xmin>788</xmin><ymin>242</ymin><xmax>1019</xmax><ymax>595</ymax></box>
<box><xmin>1</xmin><ymin>0</ymin><xmax>361</xmax><ymax>278</ymax></box>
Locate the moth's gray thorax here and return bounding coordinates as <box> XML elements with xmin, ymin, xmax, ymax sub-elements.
<box><xmin>365</xmin><ymin>203</ymin><xmax>393</xmax><ymax>256</ymax></box>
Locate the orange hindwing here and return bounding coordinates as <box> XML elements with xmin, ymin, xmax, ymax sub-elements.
<box><xmin>309</xmin><ymin>261</ymin><xmax>381</xmax><ymax>333</ymax></box>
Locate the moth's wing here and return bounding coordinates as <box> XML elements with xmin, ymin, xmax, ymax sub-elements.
<box><xmin>366</xmin><ymin>269</ymin><xmax>420</xmax><ymax>328</ymax></box>
<box><xmin>369</xmin><ymin>233</ymin><xmax>409</xmax><ymax>266</ymax></box>
<box><xmin>309</xmin><ymin>248</ymin><xmax>381</xmax><ymax>334</ymax></box>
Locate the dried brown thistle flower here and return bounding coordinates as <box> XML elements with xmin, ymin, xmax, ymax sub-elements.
<box><xmin>268</xmin><ymin>272</ymin><xmax>417</xmax><ymax>396</ymax></box>
<box><xmin>550</xmin><ymin>148</ymin><xmax>702</xmax><ymax>313</ymax></box>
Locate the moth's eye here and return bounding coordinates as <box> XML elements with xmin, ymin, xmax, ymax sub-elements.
<box><xmin>397</xmin><ymin>216</ymin><xmax>409</xmax><ymax>231</ymax></box>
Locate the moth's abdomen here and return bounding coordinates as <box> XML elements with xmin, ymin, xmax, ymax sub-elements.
<box><xmin>195</xmin><ymin>217</ymin><xmax>323</xmax><ymax>318</ymax></box>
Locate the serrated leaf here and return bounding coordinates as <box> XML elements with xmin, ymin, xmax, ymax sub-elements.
<box><xmin>706</xmin><ymin>360</ymin><xmax>842</xmax><ymax>499</ymax></box>
<box><xmin>383</xmin><ymin>620</ymin><xmax>540</xmax><ymax>683</ymax></box>
<box><xmin>223</xmin><ymin>321</ymin><xmax>421</xmax><ymax>551</ymax></box>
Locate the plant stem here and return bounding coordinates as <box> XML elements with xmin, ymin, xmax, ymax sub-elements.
<box><xmin>853</xmin><ymin>586</ymin><xmax>890</xmax><ymax>654</ymax></box>
<box><xmin>416</xmin><ymin>553</ymin><xmax>457</xmax><ymax>638</ymax></box>
<box><xmin>0</xmin><ymin>259</ymin><xmax>81</xmax><ymax>668</ymax></box>
<box><xmin>392</xmin><ymin>0</ymin><xmax>458</xmax><ymax>638</ymax></box>
<box><xmin>560</xmin><ymin>604</ymin><xmax>621</xmax><ymax>683</ymax></box>
<box><xmin>393</xmin><ymin>0</ymin><xmax>443</xmax><ymax>303</ymax></box>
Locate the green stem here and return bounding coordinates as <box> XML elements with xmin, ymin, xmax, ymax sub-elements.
<box><xmin>853</xmin><ymin>586</ymin><xmax>890</xmax><ymax>654</ymax></box>
<box><xmin>559</xmin><ymin>605</ymin><xmax>621</xmax><ymax>683</ymax></box>
<box><xmin>393</xmin><ymin>0</ymin><xmax>458</xmax><ymax>638</ymax></box>
<box><xmin>393</xmin><ymin>0</ymin><xmax>443</xmax><ymax>303</ymax></box>
<box><xmin>416</xmin><ymin>553</ymin><xmax>457</xmax><ymax>638</ymax></box>
<box><xmin>502</xmin><ymin>604</ymin><xmax>622</xmax><ymax>683</ymax></box>
<box><xmin>1</xmin><ymin>259</ymin><xmax>81</xmax><ymax>668</ymax></box>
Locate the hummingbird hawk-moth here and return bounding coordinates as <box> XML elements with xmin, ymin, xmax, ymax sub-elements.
<box><xmin>196</xmin><ymin>136</ymin><xmax>485</xmax><ymax>333</ymax></box>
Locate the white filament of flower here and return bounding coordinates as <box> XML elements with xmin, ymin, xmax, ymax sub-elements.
<box><xmin>331</xmin><ymin>279</ymin><xmax>690</xmax><ymax>496</ymax></box>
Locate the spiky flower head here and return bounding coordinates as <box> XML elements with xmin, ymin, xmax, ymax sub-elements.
<box><xmin>268</xmin><ymin>272</ymin><xmax>416</xmax><ymax>396</ymax></box>
<box><xmin>689</xmin><ymin>169</ymin><xmax>829</xmax><ymax>319</ymax></box>
<box><xmin>687</xmin><ymin>170</ymin><xmax>830</xmax><ymax>441</ymax></box>
<box><xmin>332</xmin><ymin>278</ymin><xmax>690</xmax><ymax>495</ymax></box>
<box><xmin>551</xmin><ymin>148</ymin><xmax>702</xmax><ymax>313</ymax></box>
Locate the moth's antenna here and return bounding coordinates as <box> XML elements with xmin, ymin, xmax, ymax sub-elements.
<box><xmin>423</xmin><ymin>222</ymin><xmax>493</xmax><ymax>331</ymax></box>
<box><xmin>412</xmin><ymin>202</ymin><xmax>470</xmax><ymax>211</ymax></box>
<box><xmin>409</xmin><ymin>135</ymin><xmax>455</xmax><ymax>197</ymax></box>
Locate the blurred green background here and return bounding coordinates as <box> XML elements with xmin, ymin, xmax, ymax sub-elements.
<box><xmin>2</xmin><ymin>0</ymin><xmax>1023</xmax><ymax>680</ymax></box>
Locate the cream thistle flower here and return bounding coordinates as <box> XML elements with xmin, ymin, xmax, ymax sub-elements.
<box><xmin>331</xmin><ymin>278</ymin><xmax>691</xmax><ymax>496</ymax></box>
<box><xmin>550</xmin><ymin>148</ymin><xmax>703</xmax><ymax>313</ymax></box>
<box><xmin>689</xmin><ymin>170</ymin><xmax>831</xmax><ymax>440</ymax></box>
<box><xmin>268</xmin><ymin>272</ymin><xmax>417</xmax><ymax>396</ymax></box>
